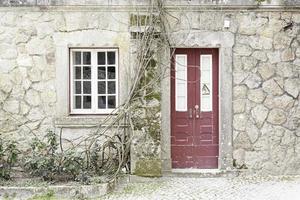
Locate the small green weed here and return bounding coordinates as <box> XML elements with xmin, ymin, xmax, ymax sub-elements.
<box><xmin>28</xmin><ymin>190</ymin><xmax>56</xmax><ymax>200</ymax></box>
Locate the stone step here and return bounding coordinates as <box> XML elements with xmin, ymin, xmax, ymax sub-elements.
<box><xmin>119</xmin><ymin>170</ymin><xmax>239</xmax><ymax>184</ymax></box>
<box><xmin>163</xmin><ymin>169</ymin><xmax>239</xmax><ymax>178</ymax></box>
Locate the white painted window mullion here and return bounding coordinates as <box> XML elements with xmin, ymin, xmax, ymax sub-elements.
<box><xmin>70</xmin><ymin>50</ymin><xmax>74</xmax><ymax>112</ymax></box>
<box><xmin>91</xmin><ymin>50</ymin><xmax>97</xmax><ymax>113</ymax></box>
<box><xmin>105</xmin><ymin>52</ymin><xmax>108</xmax><ymax>109</ymax></box>
<box><xmin>115</xmin><ymin>50</ymin><xmax>119</xmax><ymax>108</ymax></box>
<box><xmin>70</xmin><ymin>48</ymin><xmax>118</xmax><ymax>114</ymax></box>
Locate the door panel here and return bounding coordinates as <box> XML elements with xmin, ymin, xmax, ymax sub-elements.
<box><xmin>171</xmin><ymin>48</ymin><xmax>219</xmax><ymax>169</ymax></box>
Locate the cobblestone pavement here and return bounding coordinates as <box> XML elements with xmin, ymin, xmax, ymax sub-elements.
<box><xmin>101</xmin><ymin>175</ymin><xmax>300</xmax><ymax>200</ymax></box>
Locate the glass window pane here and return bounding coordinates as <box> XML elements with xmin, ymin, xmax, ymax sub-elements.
<box><xmin>176</xmin><ymin>96</ymin><xmax>186</xmax><ymax>111</ymax></box>
<box><xmin>175</xmin><ymin>55</ymin><xmax>187</xmax><ymax>112</ymax></box>
<box><xmin>107</xmin><ymin>52</ymin><xmax>115</xmax><ymax>64</ymax></box>
<box><xmin>201</xmin><ymin>56</ymin><xmax>212</xmax><ymax>70</ymax></box>
<box><xmin>98</xmin><ymin>81</ymin><xmax>106</xmax><ymax>94</ymax></box>
<box><xmin>75</xmin><ymin>96</ymin><xmax>81</xmax><ymax>109</ymax></box>
<box><xmin>98</xmin><ymin>96</ymin><xmax>106</xmax><ymax>109</ymax></box>
<box><xmin>74</xmin><ymin>52</ymin><xmax>81</xmax><ymax>65</ymax></box>
<box><xmin>201</xmin><ymin>96</ymin><xmax>210</xmax><ymax>111</ymax></box>
<box><xmin>107</xmin><ymin>67</ymin><xmax>115</xmax><ymax>79</ymax></box>
<box><xmin>107</xmin><ymin>81</ymin><xmax>116</xmax><ymax>94</ymax></box>
<box><xmin>83</xmin><ymin>67</ymin><xmax>91</xmax><ymax>79</ymax></box>
<box><xmin>202</xmin><ymin>83</ymin><xmax>210</xmax><ymax>95</ymax></box>
<box><xmin>176</xmin><ymin>55</ymin><xmax>187</xmax><ymax>81</ymax></box>
<box><xmin>98</xmin><ymin>52</ymin><xmax>105</xmax><ymax>65</ymax></box>
<box><xmin>83</xmin><ymin>96</ymin><xmax>91</xmax><ymax>109</ymax></box>
<box><xmin>200</xmin><ymin>55</ymin><xmax>212</xmax><ymax>112</ymax></box>
<box><xmin>201</xmin><ymin>70</ymin><xmax>210</xmax><ymax>83</ymax></box>
<box><xmin>98</xmin><ymin>67</ymin><xmax>106</xmax><ymax>79</ymax></box>
<box><xmin>83</xmin><ymin>81</ymin><xmax>91</xmax><ymax>94</ymax></box>
<box><xmin>75</xmin><ymin>67</ymin><xmax>81</xmax><ymax>79</ymax></box>
<box><xmin>108</xmin><ymin>96</ymin><xmax>116</xmax><ymax>108</ymax></box>
<box><xmin>83</xmin><ymin>52</ymin><xmax>91</xmax><ymax>65</ymax></box>
<box><xmin>75</xmin><ymin>81</ymin><xmax>81</xmax><ymax>94</ymax></box>
<box><xmin>176</xmin><ymin>82</ymin><xmax>186</xmax><ymax>97</ymax></box>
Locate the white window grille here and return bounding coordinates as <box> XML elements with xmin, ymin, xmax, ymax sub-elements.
<box><xmin>70</xmin><ymin>49</ymin><xmax>118</xmax><ymax>114</ymax></box>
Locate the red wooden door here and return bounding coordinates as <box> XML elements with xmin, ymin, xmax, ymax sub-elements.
<box><xmin>171</xmin><ymin>48</ymin><xmax>219</xmax><ymax>169</ymax></box>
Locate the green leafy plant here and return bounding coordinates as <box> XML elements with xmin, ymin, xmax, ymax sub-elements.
<box><xmin>0</xmin><ymin>139</ymin><xmax>19</xmax><ymax>180</ymax></box>
<box><xmin>62</xmin><ymin>150</ymin><xmax>85</xmax><ymax>180</ymax></box>
<box><xmin>23</xmin><ymin>130</ymin><xmax>88</xmax><ymax>182</ymax></box>
<box><xmin>255</xmin><ymin>0</ymin><xmax>266</xmax><ymax>5</ymax></box>
<box><xmin>23</xmin><ymin>131</ymin><xmax>59</xmax><ymax>181</ymax></box>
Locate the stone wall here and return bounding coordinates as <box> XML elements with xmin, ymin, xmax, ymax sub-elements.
<box><xmin>162</xmin><ymin>9</ymin><xmax>300</xmax><ymax>174</ymax></box>
<box><xmin>0</xmin><ymin>5</ymin><xmax>300</xmax><ymax>175</ymax></box>
<box><xmin>0</xmin><ymin>11</ymin><xmax>58</xmax><ymax>143</ymax></box>
<box><xmin>232</xmin><ymin>12</ymin><xmax>300</xmax><ymax>174</ymax></box>
<box><xmin>0</xmin><ymin>9</ymin><xmax>131</xmax><ymax>146</ymax></box>
<box><xmin>0</xmin><ymin>7</ymin><xmax>160</xmax><ymax>176</ymax></box>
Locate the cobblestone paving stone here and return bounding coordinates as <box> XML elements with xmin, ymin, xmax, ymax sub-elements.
<box><xmin>101</xmin><ymin>175</ymin><xmax>300</xmax><ymax>200</ymax></box>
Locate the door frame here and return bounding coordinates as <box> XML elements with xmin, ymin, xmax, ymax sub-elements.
<box><xmin>160</xmin><ymin>31</ymin><xmax>235</xmax><ymax>172</ymax></box>
<box><xmin>170</xmin><ymin>48</ymin><xmax>219</xmax><ymax>169</ymax></box>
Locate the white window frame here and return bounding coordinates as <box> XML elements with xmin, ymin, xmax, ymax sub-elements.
<box><xmin>70</xmin><ymin>48</ymin><xmax>118</xmax><ymax>114</ymax></box>
<box><xmin>175</xmin><ymin>54</ymin><xmax>187</xmax><ymax>112</ymax></box>
<box><xmin>200</xmin><ymin>54</ymin><xmax>212</xmax><ymax>112</ymax></box>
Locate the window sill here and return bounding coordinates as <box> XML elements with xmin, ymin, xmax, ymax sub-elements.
<box><xmin>55</xmin><ymin>116</ymin><xmax>122</xmax><ymax>128</ymax></box>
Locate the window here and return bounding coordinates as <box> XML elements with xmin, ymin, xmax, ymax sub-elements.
<box><xmin>175</xmin><ymin>54</ymin><xmax>187</xmax><ymax>112</ymax></box>
<box><xmin>200</xmin><ymin>55</ymin><xmax>212</xmax><ymax>112</ymax></box>
<box><xmin>70</xmin><ymin>49</ymin><xmax>118</xmax><ymax>114</ymax></box>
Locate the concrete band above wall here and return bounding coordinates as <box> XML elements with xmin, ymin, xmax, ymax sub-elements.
<box><xmin>1</xmin><ymin>7</ymin><xmax>300</xmax><ymax>14</ymax></box>
<box><xmin>1</xmin><ymin>0</ymin><xmax>300</xmax><ymax>7</ymax></box>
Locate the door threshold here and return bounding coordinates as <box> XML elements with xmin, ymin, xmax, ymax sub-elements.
<box><xmin>172</xmin><ymin>168</ymin><xmax>221</xmax><ymax>174</ymax></box>
<box><xmin>164</xmin><ymin>169</ymin><xmax>238</xmax><ymax>178</ymax></box>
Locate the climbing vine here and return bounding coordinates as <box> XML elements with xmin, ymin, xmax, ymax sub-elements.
<box><xmin>0</xmin><ymin>0</ymin><xmax>189</xmax><ymax>183</ymax></box>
